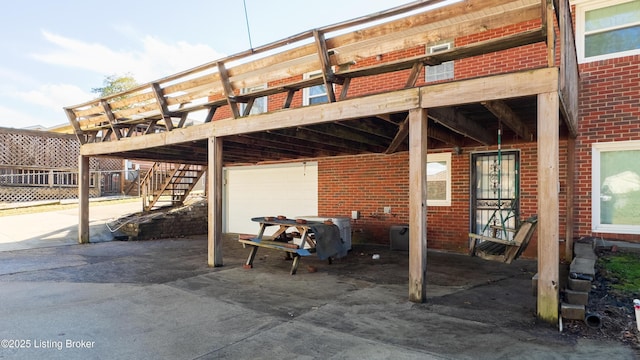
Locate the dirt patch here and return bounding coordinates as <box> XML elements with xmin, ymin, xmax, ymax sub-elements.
<box><xmin>563</xmin><ymin>250</ymin><xmax>640</xmax><ymax>352</ymax></box>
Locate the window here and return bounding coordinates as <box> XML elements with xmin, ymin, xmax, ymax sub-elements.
<box><xmin>574</xmin><ymin>0</ymin><xmax>640</xmax><ymax>63</ymax></box>
<box><xmin>427</xmin><ymin>152</ymin><xmax>452</xmax><ymax>206</ymax></box>
<box><xmin>240</xmin><ymin>85</ymin><xmax>268</xmax><ymax>115</ymax></box>
<box><xmin>425</xmin><ymin>42</ymin><xmax>454</xmax><ymax>82</ymax></box>
<box><xmin>592</xmin><ymin>140</ymin><xmax>640</xmax><ymax>234</ymax></box>
<box><xmin>303</xmin><ymin>71</ymin><xmax>329</xmax><ymax>105</ymax></box>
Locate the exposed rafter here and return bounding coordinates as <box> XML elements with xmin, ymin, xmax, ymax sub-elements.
<box><xmin>482</xmin><ymin>100</ymin><xmax>533</xmax><ymax>141</ymax></box>
<box><xmin>428</xmin><ymin>107</ymin><xmax>494</xmax><ymax>146</ymax></box>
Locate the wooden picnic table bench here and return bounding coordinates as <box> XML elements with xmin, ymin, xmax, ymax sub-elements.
<box><xmin>239</xmin><ymin>216</ymin><xmax>342</xmax><ymax>275</ymax></box>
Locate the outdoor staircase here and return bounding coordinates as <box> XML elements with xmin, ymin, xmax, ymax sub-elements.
<box><xmin>141</xmin><ymin>162</ymin><xmax>206</xmax><ymax>211</ymax></box>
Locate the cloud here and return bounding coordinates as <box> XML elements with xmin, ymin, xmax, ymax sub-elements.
<box><xmin>0</xmin><ymin>104</ymin><xmax>46</xmax><ymax>129</ymax></box>
<box><xmin>32</xmin><ymin>30</ymin><xmax>225</xmax><ymax>82</ymax></box>
<box><xmin>14</xmin><ymin>83</ymin><xmax>94</xmax><ymax>112</ymax></box>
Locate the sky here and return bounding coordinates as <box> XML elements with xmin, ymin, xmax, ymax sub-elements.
<box><xmin>0</xmin><ymin>0</ymin><xmax>422</xmax><ymax>130</ymax></box>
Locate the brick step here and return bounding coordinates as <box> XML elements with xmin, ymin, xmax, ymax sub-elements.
<box><xmin>564</xmin><ymin>289</ymin><xmax>589</xmax><ymax>306</ymax></box>
<box><xmin>567</xmin><ymin>277</ymin><xmax>592</xmax><ymax>292</ymax></box>
<box><xmin>561</xmin><ymin>302</ymin><xmax>585</xmax><ymax>320</ymax></box>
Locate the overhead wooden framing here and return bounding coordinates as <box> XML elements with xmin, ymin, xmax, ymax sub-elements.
<box><xmin>79</xmin><ymin>68</ymin><xmax>558</xmax><ymax>159</ymax></box>
<box><xmin>67</xmin><ymin>0</ymin><xmax>577</xmax><ymax>325</ymax></box>
<box><xmin>63</xmin><ymin>0</ymin><xmax>547</xmax><ymax>139</ymax></box>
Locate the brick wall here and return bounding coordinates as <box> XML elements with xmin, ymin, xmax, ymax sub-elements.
<box><xmin>317</xmin><ymin>139</ymin><xmax>569</xmax><ymax>258</ymax></box>
<box><xmin>209</xmin><ymin>18</ymin><xmax>589</xmax><ymax>256</ymax></box>
<box><xmin>575</xmin><ymin>55</ymin><xmax>640</xmax><ymax>242</ymax></box>
<box><xmin>211</xmin><ymin>20</ymin><xmax>548</xmax><ymax>121</ymax></box>
<box><xmin>117</xmin><ymin>196</ymin><xmax>208</xmax><ymax>240</ymax></box>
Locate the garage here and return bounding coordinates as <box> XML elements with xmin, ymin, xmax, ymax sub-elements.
<box><xmin>223</xmin><ymin>162</ymin><xmax>318</xmax><ymax>235</ymax></box>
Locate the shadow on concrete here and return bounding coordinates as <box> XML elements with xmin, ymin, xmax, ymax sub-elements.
<box><xmin>0</xmin><ymin>234</ymin><xmax>636</xmax><ymax>359</ymax></box>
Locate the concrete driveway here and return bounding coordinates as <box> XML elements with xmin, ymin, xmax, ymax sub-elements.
<box><xmin>0</xmin><ymin>199</ymin><xmax>142</xmax><ymax>251</ymax></box>
<box><xmin>0</xmin><ymin>227</ymin><xmax>637</xmax><ymax>359</ymax></box>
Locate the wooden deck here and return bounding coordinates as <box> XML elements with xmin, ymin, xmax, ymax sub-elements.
<box><xmin>67</xmin><ymin>0</ymin><xmax>579</xmax><ymax>325</ymax></box>
<box><xmin>62</xmin><ymin>0</ymin><xmax>577</xmax><ymax>167</ymax></box>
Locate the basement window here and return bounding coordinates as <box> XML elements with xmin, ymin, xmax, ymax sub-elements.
<box><xmin>303</xmin><ymin>71</ymin><xmax>329</xmax><ymax>105</ymax></box>
<box><xmin>427</xmin><ymin>152</ymin><xmax>452</xmax><ymax>206</ymax></box>
<box><xmin>574</xmin><ymin>0</ymin><xmax>640</xmax><ymax>63</ymax></box>
<box><xmin>240</xmin><ymin>84</ymin><xmax>268</xmax><ymax>115</ymax></box>
<box><xmin>425</xmin><ymin>42</ymin><xmax>454</xmax><ymax>82</ymax></box>
<box><xmin>592</xmin><ymin>140</ymin><xmax>640</xmax><ymax>234</ymax></box>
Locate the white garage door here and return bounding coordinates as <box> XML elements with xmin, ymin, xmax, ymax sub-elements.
<box><xmin>224</xmin><ymin>162</ymin><xmax>318</xmax><ymax>235</ymax></box>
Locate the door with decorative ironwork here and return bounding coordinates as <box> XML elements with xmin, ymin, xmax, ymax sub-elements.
<box><xmin>470</xmin><ymin>151</ymin><xmax>520</xmax><ymax>243</ymax></box>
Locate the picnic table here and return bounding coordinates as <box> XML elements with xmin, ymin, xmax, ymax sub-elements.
<box><xmin>239</xmin><ymin>216</ymin><xmax>346</xmax><ymax>275</ymax></box>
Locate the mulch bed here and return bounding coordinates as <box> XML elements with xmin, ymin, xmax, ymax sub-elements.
<box><xmin>563</xmin><ymin>249</ymin><xmax>639</xmax><ymax>351</ymax></box>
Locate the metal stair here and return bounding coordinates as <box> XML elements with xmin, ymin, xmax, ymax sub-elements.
<box><xmin>141</xmin><ymin>162</ymin><xmax>206</xmax><ymax>211</ymax></box>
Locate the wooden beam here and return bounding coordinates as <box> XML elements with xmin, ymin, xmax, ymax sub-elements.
<box><xmin>78</xmin><ymin>155</ymin><xmax>90</xmax><ymax>244</ymax></box>
<box><xmin>428</xmin><ymin>107</ymin><xmax>494</xmax><ymax>145</ymax></box>
<box><xmin>80</xmin><ymin>87</ymin><xmax>420</xmax><ymax>156</ymax></box>
<box><xmin>226</xmin><ymin>134</ymin><xmax>320</xmax><ymax>157</ymax></box>
<box><xmin>80</xmin><ymin>68</ymin><xmax>556</xmax><ymax>156</ymax></box>
<box><xmin>386</xmin><ymin>115</ymin><xmax>409</xmax><ymax>154</ymax></box>
<box><xmin>152</xmin><ymin>82</ymin><xmax>174</xmax><ymax>131</ymax></box>
<box><xmin>338</xmin><ymin>27</ymin><xmax>543</xmax><ymax>80</ymax></box>
<box><xmin>305</xmin><ymin>122</ymin><xmax>389</xmax><ymax>147</ymax></box>
<box><xmin>406</xmin><ymin>63</ymin><xmax>424</xmax><ymax>88</ymax></box>
<box><xmin>537</xmin><ymin>91</ymin><xmax>559</xmax><ymax>325</ymax></box>
<box><xmin>338</xmin><ymin>118</ymin><xmax>396</xmax><ymax>140</ymax></box>
<box><xmin>242</xmin><ymin>98</ymin><xmax>256</xmax><ymax>117</ymax></box>
<box><xmin>408</xmin><ymin>108</ymin><xmax>427</xmax><ymax>303</ymax></box>
<box><xmin>339</xmin><ymin>77</ymin><xmax>351</xmax><ymax>100</ymax></box>
<box><xmin>273</xmin><ymin>127</ymin><xmax>387</xmax><ymax>153</ymax></box>
<box><xmin>283</xmin><ymin>89</ymin><xmax>296</xmax><ymax>109</ymax></box>
<box><xmin>208</xmin><ymin>136</ymin><xmax>223</xmax><ymax>267</ymax></box>
<box><xmin>565</xmin><ymin>136</ymin><xmax>575</xmax><ymax>261</ymax></box>
<box><xmin>482</xmin><ymin>100</ymin><xmax>533</xmax><ymax>141</ymax></box>
<box><xmin>100</xmin><ymin>100</ymin><xmax>122</xmax><ymax>140</ymax></box>
<box><xmin>558</xmin><ymin>0</ymin><xmax>579</xmax><ymax>138</ymax></box>
<box><xmin>65</xmin><ymin>108</ymin><xmax>87</xmax><ymax>144</ymax></box>
<box><xmin>177</xmin><ymin>113</ymin><xmax>189</xmax><ymax>128</ymax></box>
<box><xmin>428</xmin><ymin>125</ymin><xmax>464</xmax><ymax>147</ymax></box>
<box><xmin>218</xmin><ymin>62</ymin><xmax>240</xmax><ymax>119</ymax></box>
<box><xmin>313</xmin><ymin>30</ymin><xmax>337</xmax><ymax>103</ymax></box>
<box><xmin>204</xmin><ymin>106</ymin><xmax>218</xmax><ymax>123</ymax></box>
<box><xmin>421</xmin><ymin>68</ymin><xmax>559</xmax><ymax>108</ymax></box>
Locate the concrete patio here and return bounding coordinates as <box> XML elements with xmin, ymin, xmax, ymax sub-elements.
<box><xmin>0</xmin><ymin>233</ymin><xmax>636</xmax><ymax>359</ymax></box>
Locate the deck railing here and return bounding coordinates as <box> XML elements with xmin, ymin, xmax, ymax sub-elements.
<box><xmin>63</xmin><ymin>0</ymin><xmax>555</xmax><ymax>144</ymax></box>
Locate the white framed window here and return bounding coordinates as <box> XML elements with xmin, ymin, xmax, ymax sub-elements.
<box><xmin>427</xmin><ymin>152</ymin><xmax>452</xmax><ymax>206</ymax></box>
<box><xmin>592</xmin><ymin>140</ymin><xmax>640</xmax><ymax>234</ymax></box>
<box><xmin>573</xmin><ymin>0</ymin><xmax>640</xmax><ymax>63</ymax></box>
<box><xmin>303</xmin><ymin>71</ymin><xmax>329</xmax><ymax>106</ymax></box>
<box><xmin>426</xmin><ymin>42</ymin><xmax>454</xmax><ymax>82</ymax></box>
<box><xmin>240</xmin><ymin>84</ymin><xmax>268</xmax><ymax>115</ymax></box>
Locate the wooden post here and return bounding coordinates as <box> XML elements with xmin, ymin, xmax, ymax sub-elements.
<box><xmin>408</xmin><ymin>108</ymin><xmax>427</xmax><ymax>302</ymax></box>
<box><xmin>78</xmin><ymin>155</ymin><xmax>90</xmax><ymax>244</ymax></box>
<box><xmin>208</xmin><ymin>136</ymin><xmax>224</xmax><ymax>267</ymax></box>
<box><xmin>565</xmin><ymin>136</ymin><xmax>575</xmax><ymax>261</ymax></box>
<box><xmin>537</xmin><ymin>92</ymin><xmax>559</xmax><ymax>324</ymax></box>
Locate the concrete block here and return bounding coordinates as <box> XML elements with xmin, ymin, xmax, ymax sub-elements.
<box><xmin>565</xmin><ymin>289</ymin><xmax>589</xmax><ymax>306</ymax></box>
<box><xmin>570</xmin><ymin>257</ymin><xmax>596</xmax><ymax>276</ymax></box>
<box><xmin>593</xmin><ymin>237</ymin><xmax>611</xmax><ymax>251</ymax></box>
<box><xmin>568</xmin><ymin>277</ymin><xmax>592</xmax><ymax>292</ymax></box>
<box><xmin>574</xmin><ymin>242</ymin><xmax>597</xmax><ymax>260</ymax></box>
<box><xmin>532</xmin><ymin>273</ymin><xmax>538</xmax><ymax>296</ymax></box>
<box><xmin>561</xmin><ymin>302</ymin><xmax>585</xmax><ymax>320</ymax></box>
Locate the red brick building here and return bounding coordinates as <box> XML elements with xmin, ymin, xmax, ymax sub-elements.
<box><xmin>67</xmin><ymin>0</ymin><xmax>636</xmax><ymax>321</ymax></box>
<box><xmin>207</xmin><ymin>0</ymin><xmax>639</xmax><ymax>260</ymax></box>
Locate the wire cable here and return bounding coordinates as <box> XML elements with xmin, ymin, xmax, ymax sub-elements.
<box><xmin>243</xmin><ymin>0</ymin><xmax>254</xmax><ymax>50</ymax></box>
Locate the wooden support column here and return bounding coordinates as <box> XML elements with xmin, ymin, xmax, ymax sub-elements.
<box><xmin>408</xmin><ymin>108</ymin><xmax>428</xmax><ymax>303</ymax></box>
<box><xmin>208</xmin><ymin>136</ymin><xmax>224</xmax><ymax>267</ymax></box>
<box><xmin>78</xmin><ymin>155</ymin><xmax>90</xmax><ymax>244</ymax></box>
<box><xmin>565</xmin><ymin>136</ymin><xmax>576</xmax><ymax>260</ymax></box>
<box><xmin>537</xmin><ymin>92</ymin><xmax>559</xmax><ymax>324</ymax></box>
